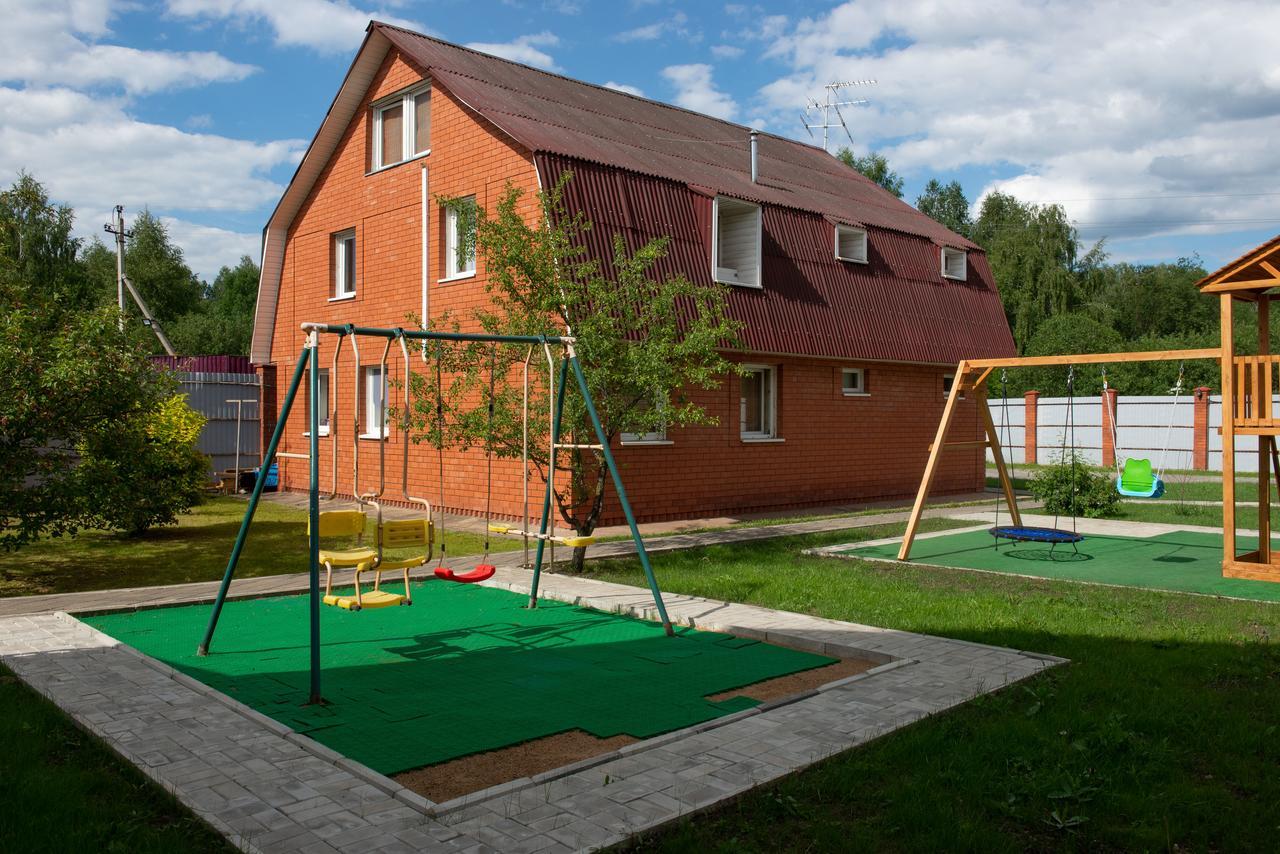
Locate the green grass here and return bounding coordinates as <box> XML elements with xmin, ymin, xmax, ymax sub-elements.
<box><xmin>1</xmin><ymin>497</ymin><xmax>515</xmax><ymax>598</ymax></box>
<box><xmin>583</xmin><ymin>525</ymin><xmax>1280</xmax><ymax>851</ymax></box>
<box><xmin>0</xmin><ymin>663</ymin><xmax>234</xmax><ymax>853</ymax></box>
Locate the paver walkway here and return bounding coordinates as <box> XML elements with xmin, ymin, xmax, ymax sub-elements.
<box><xmin>0</xmin><ymin>556</ymin><xmax>1061</xmax><ymax>852</ymax></box>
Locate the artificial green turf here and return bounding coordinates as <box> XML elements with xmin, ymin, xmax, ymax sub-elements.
<box><xmin>84</xmin><ymin>583</ymin><xmax>833</xmax><ymax>775</ymax></box>
<box><xmin>844</xmin><ymin>528</ymin><xmax>1280</xmax><ymax>602</ymax></box>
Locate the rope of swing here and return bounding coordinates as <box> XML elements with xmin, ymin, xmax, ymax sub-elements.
<box><xmin>993</xmin><ymin>369</ymin><xmax>1013</xmax><ymax>547</ymax></box>
<box><xmin>1155</xmin><ymin>361</ymin><xmax>1186</xmax><ymax>479</ymax></box>
<box><xmin>1062</xmin><ymin>365</ymin><xmax>1079</xmax><ymax>538</ymax></box>
<box><xmin>481</xmin><ymin>343</ymin><xmax>496</xmax><ymax>563</ymax></box>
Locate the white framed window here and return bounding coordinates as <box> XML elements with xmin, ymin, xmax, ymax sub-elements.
<box><xmin>332</xmin><ymin>230</ymin><xmax>356</xmax><ymax>299</ymax></box>
<box><xmin>304</xmin><ymin>369</ymin><xmax>330</xmax><ymax>436</ymax></box>
<box><xmin>443</xmin><ymin>196</ymin><xmax>477</xmax><ymax>280</ymax></box>
<box><xmin>941</xmin><ymin>246</ymin><xmax>967</xmax><ymax>280</ymax></box>
<box><xmin>841</xmin><ymin>367</ymin><xmax>867</xmax><ymax>396</ymax></box>
<box><xmin>835</xmin><ymin>225</ymin><xmax>868</xmax><ymax>263</ymax></box>
<box><xmin>372</xmin><ymin>83</ymin><xmax>431</xmax><ymax>170</ymax></box>
<box><xmin>362</xmin><ymin>366</ymin><xmax>388</xmax><ymax>439</ymax></box>
<box><xmin>621</xmin><ymin>395</ymin><xmax>669</xmax><ymax>445</ymax></box>
<box><xmin>713</xmin><ymin>196</ymin><xmax>762</xmax><ymax>288</ymax></box>
<box><xmin>740</xmin><ymin>365</ymin><xmax>776</xmax><ymax>440</ymax></box>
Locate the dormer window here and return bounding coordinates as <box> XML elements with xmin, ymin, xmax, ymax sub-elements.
<box><xmin>713</xmin><ymin>196</ymin><xmax>762</xmax><ymax>288</ymax></box>
<box><xmin>941</xmin><ymin>246</ymin><xmax>967</xmax><ymax>280</ymax></box>
<box><xmin>835</xmin><ymin>225</ymin><xmax>868</xmax><ymax>263</ymax></box>
<box><xmin>372</xmin><ymin>83</ymin><xmax>431</xmax><ymax>170</ymax></box>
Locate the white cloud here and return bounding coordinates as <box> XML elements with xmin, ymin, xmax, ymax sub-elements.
<box><xmin>754</xmin><ymin>0</ymin><xmax>1280</xmax><ymax>243</ymax></box>
<box><xmin>603</xmin><ymin>81</ymin><xmax>646</xmax><ymax>98</ymax></box>
<box><xmin>710</xmin><ymin>44</ymin><xmax>743</xmax><ymax>59</ymax></box>
<box><xmin>1</xmin><ymin>0</ymin><xmax>256</xmax><ymax>93</ymax></box>
<box><xmin>166</xmin><ymin>0</ymin><xmax>424</xmax><ymax>54</ymax></box>
<box><xmin>0</xmin><ymin>85</ymin><xmax>304</xmax><ymax>278</ymax></box>
<box><xmin>662</xmin><ymin>63</ymin><xmax>737</xmax><ymax>120</ymax></box>
<box><xmin>615</xmin><ymin>11</ymin><xmax>698</xmax><ymax>43</ymax></box>
<box><xmin>161</xmin><ymin>217</ymin><xmax>261</xmax><ymax>281</ymax></box>
<box><xmin>466</xmin><ymin>32</ymin><xmax>561</xmax><ymax>71</ymax></box>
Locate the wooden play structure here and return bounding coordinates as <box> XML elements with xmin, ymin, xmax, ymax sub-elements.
<box><xmin>899</xmin><ymin>234</ymin><xmax>1280</xmax><ymax>584</ymax></box>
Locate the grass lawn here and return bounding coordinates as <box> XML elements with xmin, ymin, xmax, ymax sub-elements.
<box><xmin>0</xmin><ymin>663</ymin><xmax>233</xmax><ymax>853</ymax></box>
<box><xmin>583</xmin><ymin>526</ymin><xmax>1280</xmax><ymax>851</ymax></box>
<box><xmin>0</xmin><ymin>496</ymin><xmax>516</xmax><ymax>598</ymax></box>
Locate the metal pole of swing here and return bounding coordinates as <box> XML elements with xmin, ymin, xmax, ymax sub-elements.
<box><xmin>567</xmin><ymin>350</ymin><xmax>674</xmax><ymax>636</ymax></box>
<box><xmin>529</xmin><ymin>353</ymin><xmax>568</xmax><ymax>608</ymax></box>
<box><xmin>198</xmin><ymin>342</ymin><xmax>312</xmax><ymax>656</ymax></box>
<box><xmin>307</xmin><ymin>329</ymin><xmax>323</xmax><ymax>704</ymax></box>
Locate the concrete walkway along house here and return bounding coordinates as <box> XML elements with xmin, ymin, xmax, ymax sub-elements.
<box><xmin>251</xmin><ymin>21</ymin><xmax>1016</xmax><ymax>524</ymax></box>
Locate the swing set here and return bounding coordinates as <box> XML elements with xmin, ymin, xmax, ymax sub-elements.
<box><xmin>196</xmin><ymin>323</ymin><xmax>674</xmax><ymax>705</ymax></box>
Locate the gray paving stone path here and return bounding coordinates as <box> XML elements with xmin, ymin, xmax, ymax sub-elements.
<box><xmin>0</xmin><ymin>509</ymin><xmax>1065</xmax><ymax>852</ymax></box>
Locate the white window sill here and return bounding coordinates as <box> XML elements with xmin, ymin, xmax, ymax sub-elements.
<box><xmin>302</xmin><ymin>430</ymin><xmax>331</xmax><ymax>437</ymax></box>
<box><xmin>716</xmin><ymin>279</ymin><xmax>763</xmax><ymax>289</ymax></box>
<box><xmin>366</xmin><ymin>150</ymin><xmax>430</xmax><ymax>177</ymax></box>
<box><xmin>328</xmin><ymin>293</ymin><xmax>356</xmax><ymax>303</ymax></box>
<box><xmin>835</xmin><ymin>255</ymin><xmax>869</xmax><ymax>264</ymax></box>
<box><xmin>842</xmin><ymin>391</ymin><xmax>870</xmax><ymax>398</ymax></box>
<box><xmin>621</xmin><ymin>440</ymin><xmax>673</xmax><ymax>447</ymax></box>
<box><xmin>358</xmin><ymin>432</ymin><xmax>389</xmax><ymax>441</ymax></box>
<box><xmin>438</xmin><ymin>271</ymin><xmax>477</xmax><ymax>284</ymax></box>
<box><xmin>941</xmin><ymin>273</ymin><xmax>966</xmax><ymax>281</ymax></box>
<box><xmin>741</xmin><ymin>436</ymin><xmax>784</xmax><ymax>443</ymax></box>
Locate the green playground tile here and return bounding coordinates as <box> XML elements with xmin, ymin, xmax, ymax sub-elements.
<box><xmin>85</xmin><ymin>582</ymin><xmax>833</xmax><ymax>775</ymax></box>
<box><xmin>846</xmin><ymin>528</ymin><xmax>1280</xmax><ymax>602</ymax></box>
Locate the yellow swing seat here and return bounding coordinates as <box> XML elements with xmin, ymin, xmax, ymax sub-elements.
<box><xmin>312</xmin><ymin>512</ymin><xmax>431</xmax><ymax>612</ymax></box>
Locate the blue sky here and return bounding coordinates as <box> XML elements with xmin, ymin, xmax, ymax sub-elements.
<box><xmin>4</xmin><ymin>0</ymin><xmax>1280</xmax><ymax>281</ymax></box>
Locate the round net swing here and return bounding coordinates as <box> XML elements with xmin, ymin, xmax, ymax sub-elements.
<box><xmin>989</xmin><ymin>366</ymin><xmax>1085</xmax><ymax>556</ymax></box>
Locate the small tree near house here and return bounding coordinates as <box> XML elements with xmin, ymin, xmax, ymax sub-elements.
<box><xmin>409</xmin><ymin>174</ymin><xmax>742</xmax><ymax>571</ymax></box>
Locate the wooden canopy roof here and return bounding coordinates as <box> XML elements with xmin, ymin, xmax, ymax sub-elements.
<box><xmin>1197</xmin><ymin>233</ymin><xmax>1280</xmax><ymax>296</ymax></box>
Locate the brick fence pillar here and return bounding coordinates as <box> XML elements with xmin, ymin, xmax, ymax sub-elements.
<box><xmin>257</xmin><ymin>363</ymin><xmax>277</xmax><ymax>468</ymax></box>
<box><xmin>1101</xmin><ymin>387</ymin><xmax>1118</xmax><ymax>468</ymax></box>
<box><xmin>1023</xmin><ymin>391</ymin><xmax>1039</xmax><ymax>465</ymax></box>
<box><xmin>1193</xmin><ymin>386</ymin><xmax>1212</xmax><ymax>471</ymax></box>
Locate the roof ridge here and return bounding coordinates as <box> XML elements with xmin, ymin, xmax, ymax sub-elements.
<box><xmin>369</xmin><ymin>20</ymin><xmax>838</xmax><ymax>159</ymax></box>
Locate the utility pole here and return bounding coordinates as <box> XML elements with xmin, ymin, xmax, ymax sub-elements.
<box><xmin>802</xmin><ymin>79</ymin><xmax>876</xmax><ymax>153</ymax></box>
<box><xmin>103</xmin><ymin>205</ymin><xmax>177</xmax><ymax>355</ymax></box>
<box><xmin>104</xmin><ymin>205</ymin><xmax>130</xmax><ymax>331</ymax></box>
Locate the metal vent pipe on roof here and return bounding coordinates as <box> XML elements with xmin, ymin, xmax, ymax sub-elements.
<box><xmin>750</xmin><ymin>130</ymin><xmax>759</xmax><ymax>183</ymax></box>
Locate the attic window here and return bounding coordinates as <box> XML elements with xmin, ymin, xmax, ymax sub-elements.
<box><xmin>941</xmin><ymin>246</ymin><xmax>967</xmax><ymax>280</ymax></box>
<box><xmin>713</xmin><ymin>196</ymin><xmax>762</xmax><ymax>288</ymax></box>
<box><xmin>835</xmin><ymin>225</ymin><xmax>868</xmax><ymax>263</ymax></box>
<box><xmin>372</xmin><ymin>83</ymin><xmax>431</xmax><ymax>170</ymax></box>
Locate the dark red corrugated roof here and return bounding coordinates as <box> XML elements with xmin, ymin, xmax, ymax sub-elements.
<box><xmin>375</xmin><ymin>22</ymin><xmax>978</xmax><ymax>250</ymax></box>
<box><xmin>539</xmin><ymin>155</ymin><xmax>1015</xmax><ymax>364</ymax></box>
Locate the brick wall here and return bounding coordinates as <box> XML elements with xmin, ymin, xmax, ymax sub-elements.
<box><xmin>265</xmin><ymin>47</ymin><xmax>988</xmax><ymax>524</ymax></box>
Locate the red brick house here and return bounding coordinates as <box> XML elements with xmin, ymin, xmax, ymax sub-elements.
<box><xmin>251</xmin><ymin>22</ymin><xmax>1016</xmax><ymax>524</ymax></box>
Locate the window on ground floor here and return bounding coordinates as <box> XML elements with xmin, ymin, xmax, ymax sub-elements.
<box><xmin>740</xmin><ymin>365</ymin><xmax>776</xmax><ymax>440</ymax></box>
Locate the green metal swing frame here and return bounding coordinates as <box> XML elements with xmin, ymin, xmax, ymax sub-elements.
<box><xmin>196</xmin><ymin>322</ymin><xmax>673</xmax><ymax>705</ymax></box>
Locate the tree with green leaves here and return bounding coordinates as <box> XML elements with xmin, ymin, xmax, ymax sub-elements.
<box><xmin>971</xmin><ymin>191</ymin><xmax>1098</xmax><ymax>353</ymax></box>
<box><xmin>835</xmin><ymin>149</ymin><xmax>904</xmax><ymax>198</ymax></box>
<box><xmin>168</xmin><ymin>255</ymin><xmax>260</xmax><ymax>355</ymax></box>
<box><xmin>0</xmin><ymin>176</ymin><xmax>208</xmax><ymax>549</ymax></box>
<box><xmin>409</xmin><ymin>175</ymin><xmax>742</xmax><ymax>571</ymax></box>
<box><xmin>915</xmin><ymin>178</ymin><xmax>971</xmax><ymax>237</ymax></box>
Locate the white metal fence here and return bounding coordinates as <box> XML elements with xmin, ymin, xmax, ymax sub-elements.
<box><xmin>987</xmin><ymin>393</ymin><xmax>1260</xmax><ymax>472</ymax></box>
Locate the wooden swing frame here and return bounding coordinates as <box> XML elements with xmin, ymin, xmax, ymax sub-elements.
<box><xmin>895</xmin><ymin>337</ymin><xmax>1280</xmax><ymax>584</ymax></box>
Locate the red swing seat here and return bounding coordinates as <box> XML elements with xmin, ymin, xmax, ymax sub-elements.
<box><xmin>434</xmin><ymin>564</ymin><xmax>496</xmax><ymax>584</ymax></box>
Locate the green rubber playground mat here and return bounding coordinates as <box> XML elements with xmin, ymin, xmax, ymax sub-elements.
<box><xmin>83</xmin><ymin>583</ymin><xmax>834</xmax><ymax>775</ymax></box>
<box><xmin>843</xmin><ymin>528</ymin><xmax>1280</xmax><ymax>602</ymax></box>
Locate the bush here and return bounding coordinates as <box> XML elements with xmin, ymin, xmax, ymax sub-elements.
<box><xmin>74</xmin><ymin>394</ymin><xmax>209</xmax><ymax>535</ymax></box>
<box><xmin>1028</xmin><ymin>453</ymin><xmax>1121</xmax><ymax>518</ymax></box>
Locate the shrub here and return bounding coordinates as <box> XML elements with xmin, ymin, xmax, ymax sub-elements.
<box><xmin>1028</xmin><ymin>453</ymin><xmax>1121</xmax><ymax>519</ymax></box>
<box><xmin>74</xmin><ymin>394</ymin><xmax>209</xmax><ymax>535</ymax></box>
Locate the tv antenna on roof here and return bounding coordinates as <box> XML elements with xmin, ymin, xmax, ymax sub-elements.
<box><xmin>802</xmin><ymin>79</ymin><xmax>876</xmax><ymax>154</ymax></box>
